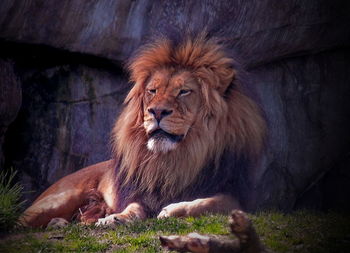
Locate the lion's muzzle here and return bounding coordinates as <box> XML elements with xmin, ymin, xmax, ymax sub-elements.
<box><xmin>147</xmin><ymin>107</ymin><xmax>173</xmax><ymax>123</ymax></box>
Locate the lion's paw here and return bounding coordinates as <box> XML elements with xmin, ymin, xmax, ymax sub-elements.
<box><xmin>157</xmin><ymin>202</ymin><xmax>189</xmax><ymax>218</ymax></box>
<box><xmin>95</xmin><ymin>214</ymin><xmax>129</xmax><ymax>227</ymax></box>
<box><xmin>229</xmin><ymin>209</ymin><xmax>252</xmax><ymax>244</ymax></box>
<box><xmin>47</xmin><ymin>217</ymin><xmax>69</xmax><ymax>229</ymax></box>
<box><xmin>159</xmin><ymin>233</ymin><xmax>210</xmax><ymax>253</ymax></box>
<box><xmin>229</xmin><ymin>210</ymin><xmax>251</xmax><ymax>233</ymax></box>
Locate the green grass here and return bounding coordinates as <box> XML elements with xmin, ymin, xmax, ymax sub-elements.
<box><xmin>0</xmin><ymin>211</ymin><xmax>349</xmax><ymax>252</ymax></box>
<box><xmin>0</xmin><ymin>169</ymin><xmax>25</xmax><ymax>232</ymax></box>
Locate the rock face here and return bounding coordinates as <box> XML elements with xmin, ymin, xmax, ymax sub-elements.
<box><xmin>4</xmin><ymin>63</ymin><xmax>129</xmax><ymax>202</ymax></box>
<box><xmin>0</xmin><ymin>60</ymin><xmax>21</xmax><ymax>169</ymax></box>
<box><xmin>0</xmin><ymin>0</ymin><xmax>349</xmax><ymax>210</ymax></box>
<box><xmin>0</xmin><ymin>0</ymin><xmax>349</xmax><ymax>65</ymax></box>
<box><xmin>251</xmin><ymin>50</ymin><xmax>350</xmax><ymax>210</ymax></box>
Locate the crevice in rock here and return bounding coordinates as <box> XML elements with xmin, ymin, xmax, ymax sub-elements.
<box><xmin>0</xmin><ymin>39</ymin><xmax>125</xmax><ymax>74</ymax></box>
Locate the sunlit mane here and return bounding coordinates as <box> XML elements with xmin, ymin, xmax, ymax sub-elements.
<box><xmin>111</xmin><ymin>34</ymin><xmax>266</xmax><ymax>201</ymax></box>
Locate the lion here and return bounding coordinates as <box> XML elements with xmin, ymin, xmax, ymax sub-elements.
<box><xmin>20</xmin><ymin>34</ymin><xmax>266</xmax><ymax>227</ymax></box>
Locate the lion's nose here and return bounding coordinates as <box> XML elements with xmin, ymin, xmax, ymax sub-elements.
<box><xmin>148</xmin><ymin>107</ymin><xmax>173</xmax><ymax>122</ymax></box>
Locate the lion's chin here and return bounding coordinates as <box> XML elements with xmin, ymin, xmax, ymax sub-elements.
<box><xmin>146</xmin><ymin>129</ymin><xmax>184</xmax><ymax>153</ymax></box>
<box><xmin>147</xmin><ymin>138</ymin><xmax>178</xmax><ymax>153</ymax></box>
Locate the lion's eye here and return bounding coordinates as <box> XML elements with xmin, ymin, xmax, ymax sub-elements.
<box><xmin>178</xmin><ymin>89</ymin><xmax>191</xmax><ymax>96</ymax></box>
<box><xmin>147</xmin><ymin>89</ymin><xmax>156</xmax><ymax>95</ymax></box>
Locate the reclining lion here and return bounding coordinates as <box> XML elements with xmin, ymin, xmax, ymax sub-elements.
<box><xmin>20</xmin><ymin>34</ymin><xmax>266</xmax><ymax>227</ymax></box>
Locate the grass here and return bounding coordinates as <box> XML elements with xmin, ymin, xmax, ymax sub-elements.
<box><xmin>0</xmin><ymin>169</ymin><xmax>25</xmax><ymax>232</ymax></box>
<box><xmin>0</xmin><ymin>211</ymin><xmax>349</xmax><ymax>252</ymax></box>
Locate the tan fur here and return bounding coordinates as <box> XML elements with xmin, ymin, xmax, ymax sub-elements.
<box><xmin>96</xmin><ymin>202</ymin><xmax>146</xmax><ymax>226</ymax></box>
<box><xmin>158</xmin><ymin>194</ymin><xmax>240</xmax><ymax>218</ymax></box>
<box><xmin>20</xmin><ymin>160</ymin><xmax>115</xmax><ymax>227</ymax></box>
<box><xmin>21</xmin><ymin>35</ymin><xmax>266</xmax><ymax>227</ymax></box>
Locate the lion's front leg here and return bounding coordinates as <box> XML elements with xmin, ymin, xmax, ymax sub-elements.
<box><xmin>96</xmin><ymin>202</ymin><xmax>146</xmax><ymax>226</ymax></box>
<box><xmin>157</xmin><ymin>194</ymin><xmax>240</xmax><ymax>218</ymax></box>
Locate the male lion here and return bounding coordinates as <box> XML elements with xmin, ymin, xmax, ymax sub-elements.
<box><xmin>20</xmin><ymin>34</ymin><xmax>266</xmax><ymax>227</ymax></box>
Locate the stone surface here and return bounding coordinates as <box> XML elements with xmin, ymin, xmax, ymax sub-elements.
<box><xmin>250</xmin><ymin>49</ymin><xmax>350</xmax><ymax>210</ymax></box>
<box><xmin>0</xmin><ymin>1</ymin><xmax>349</xmax><ymax>66</ymax></box>
<box><xmin>0</xmin><ymin>60</ymin><xmax>21</xmax><ymax>170</ymax></box>
<box><xmin>4</xmin><ymin>64</ymin><xmax>129</xmax><ymax>202</ymax></box>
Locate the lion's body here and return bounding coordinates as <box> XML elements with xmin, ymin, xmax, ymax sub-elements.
<box><xmin>21</xmin><ymin>34</ymin><xmax>266</xmax><ymax>227</ymax></box>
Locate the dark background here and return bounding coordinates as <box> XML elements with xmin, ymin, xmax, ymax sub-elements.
<box><xmin>0</xmin><ymin>0</ymin><xmax>349</xmax><ymax>211</ymax></box>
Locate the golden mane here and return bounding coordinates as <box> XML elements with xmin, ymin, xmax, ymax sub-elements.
<box><xmin>112</xmin><ymin>35</ymin><xmax>266</xmax><ymax>203</ymax></box>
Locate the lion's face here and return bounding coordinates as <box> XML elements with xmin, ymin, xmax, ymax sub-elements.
<box><xmin>143</xmin><ymin>69</ymin><xmax>202</xmax><ymax>153</ymax></box>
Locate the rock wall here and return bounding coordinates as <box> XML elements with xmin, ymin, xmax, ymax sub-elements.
<box><xmin>0</xmin><ymin>0</ymin><xmax>349</xmax><ymax>210</ymax></box>
<box><xmin>0</xmin><ymin>60</ymin><xmax>21</xmax><ymax>169</ymax></box>
<box><xmin>251</xmin><ymin>49</ymin><xmax>350</xmax><ymax>210</ymax></box>
<box><xmin>0</xmin><ymin>0</ymin><xmax>349</xmax><ymax>65</ymax></box>
<box><xmin>4</xmin><ymin>63</ymin><xmax>129</xmax><ymax>202</ymax></box>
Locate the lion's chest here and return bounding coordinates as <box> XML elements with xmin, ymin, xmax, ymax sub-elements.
<box><xmin>116</xmin><ymin>152</ymin><xmax>244</xmax><ymax>216</ymax></box>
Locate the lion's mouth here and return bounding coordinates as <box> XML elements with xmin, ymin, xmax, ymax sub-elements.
<box><xmin>149</xmin><ymin>129</ymin><xmax>184</xmax><ymax>143</ymax></box>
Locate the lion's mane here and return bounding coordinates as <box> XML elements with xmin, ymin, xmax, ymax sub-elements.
<box><xmin>112</xmin><ymin>35</ymin><xmax>266</xmax><ymax>213</ymax></box>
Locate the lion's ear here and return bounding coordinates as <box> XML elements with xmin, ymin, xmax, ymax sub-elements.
<box><xmin>195</xmin><ymin>66</ymin><xmax>236</xmax><ymax>95</ymax></box>
<box><xmin>124</xmin><ymin>81</ymin><xmax>144</xmax><ymax>104</ymax></box>
<box><xmin>216</xmin><ymin>66</ymin><xmax>236</xmax><ymax>95</ymax></box>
